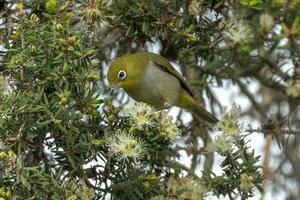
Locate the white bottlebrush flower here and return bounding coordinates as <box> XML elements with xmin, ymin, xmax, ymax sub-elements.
<box><xmin>286</xmin><ymin>79</ymin><xmax>300</xmax><ymax>98</ymax></box>
<box><xmin>158</xmin><ymin>111</ymin><xmax>181</xmax><ymax>140</ymax></box>
<box><xmin>207</xmin><ymin>104</ymin><xmax>243</xmax><ymax>154</ymax></box>
<box><xmin>123</xmin><ymin>102</ymin><xmax>155</xmax><ymax>116</ymax></box>
<box><xmin>215</xmin><ymin>104</ymin><xmax>243</xmax><ymax>137</ymax></box>
<box><xmin>106</xmin><ymin>130</ymin><xmax>144</xmax><ymax>161</ymax></box>
<box><xmin>225</xmin><ymin>20</ymin><xmax>253</xmax><ymax>44</ymax></box>
<box><xmin>240</xmin><ymin>173</ymin><xmax>255</xmax><ymax>192</ymax></box>
<box><xmin>206</xmin><ymin>134</ymin><xmax>232</xmax><ymax>153</ymax></box>
<box><xmin>123</xmin><ymin>102</ymin><xmax>156</xmax><ymax>130</ymax></box>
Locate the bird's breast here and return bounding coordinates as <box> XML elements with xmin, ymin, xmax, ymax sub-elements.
<box><xmin>126</xmin><ymin>62</ymin><xmax>181</xmax><ymax>109</ymax></box>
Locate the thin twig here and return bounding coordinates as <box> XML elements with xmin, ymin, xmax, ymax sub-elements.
<box><xmin>236</xmin><ymin>79</ymin><xmax>267</xmax><ymax>118</ymax></box>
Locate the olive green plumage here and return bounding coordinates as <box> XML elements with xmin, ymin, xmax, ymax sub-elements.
<box><xmin>107</xmin><ymin>52</ymin><xmax>218</xmax><ymax>124</ymax></box>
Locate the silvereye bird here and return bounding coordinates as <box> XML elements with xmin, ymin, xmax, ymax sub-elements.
<box><xmin>107</xmin><ymin>52</ymin><xmax>218</xmax><ymax>124</ymax></box>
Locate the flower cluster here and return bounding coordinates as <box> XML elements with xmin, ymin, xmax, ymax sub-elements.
<box><xmin>207</xmin><ymin>134</ymin><xmax>232</xmax><ymax>153</ymax></box>
<box><xmin>260</xmin><ymin>13</ymin><xmax>274</xmax><ymax>32</ymax></box>
<box><xmin>105</xmin><ymin>102</ymin><xmax>181</xmax><ymax>161</ymax></box>
<box><xmin>240</xmin><ymin>173</ymin><xmax>255</xmax><ymax>192</ymax></box>
<box><xmin>207</xmin><ymin>104</ymin><xmax>243</xmax><ymax>153</ymax></box>
<box><xmin>106</xmin><ymin>130</ymin><xmax>145</xmax><ymax>161</ymax></box>
<box><xmin>286</xmin><ymin>79</ymin><xmax>300</xmax><ymax>98</ymax></box>
<box><xmin>151</xmin><ymin>176</ymin><xmax>207</xmax><ymax>200</ymax></box>
<box><xmin>123</xmin><ymin>102</ymin><xmax>181</xmax><ymax>140</ymax></box>
<box><xmin>68</xmin><ymin>182</ymin><xmax>95</xmax><ymax>200</ymax></box>
<box><xmin>157</xmin><ymin>111</ymin><xmax>181</xmax><ymax>140</ymax></box>
<box><xmin>225</xmin><ymin>20</ymin><xmax>253</xmax><ymax>44</ymax></box>
<box><xmin>123</xmin><ymin>103</ymin><xmax>156</xmax><ymax>131</ymax></box>
<box><xmin>215</xmin><ymin>103</ymin><xmax>243</xmax><ymax>136</ymax></box>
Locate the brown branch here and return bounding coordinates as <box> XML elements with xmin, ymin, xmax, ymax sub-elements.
<box><xmin>256</xmin><ymin>75</ymin><xmax>287</xmax><ymax>95</ymax></box>
<box><xmin>258</xmin><ymin>48</ymin><xmax>291</xmax><ymax>81</ymax></box>
<box><xmin>236</xmin><ymin>79</ymin><xmax>267</xmax><ymax>119</ymax></box>
<box><xmin>206</xmin><ymin>86</ymin><xmax>222</xmax><ymax>114</ymax></box>
<box><xmin>262</xmin><ymin>135</ymin><xmax>272</xmax><ymax>178</ymax></box>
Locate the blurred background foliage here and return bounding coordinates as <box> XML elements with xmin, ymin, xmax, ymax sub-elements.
<box><xmin>0</xmin><ymin>0</ymin><xmax>300</xmax><ymax>199</ymax></box>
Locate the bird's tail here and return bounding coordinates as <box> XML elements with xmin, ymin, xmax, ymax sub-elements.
<box><xmin>194</xmin><ymin>103</ymin><xmax>219</xmax><ymax>124</ymax></box>
<box><xmin>177</xmin><ymin>90</ymin><xmax>218</xmax><ymax>124</ymax></box>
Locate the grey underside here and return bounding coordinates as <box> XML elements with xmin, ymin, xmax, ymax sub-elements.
<box><xmin>127</xmin><ymin>62</ymin><xmax>181</xmax><ymax>109</ymax></box>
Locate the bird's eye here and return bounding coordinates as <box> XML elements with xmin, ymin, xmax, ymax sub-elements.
<box><xmin>118</xmin><ymin>70</ymin><xmax>127</xmax><ymax>80</ymax></box>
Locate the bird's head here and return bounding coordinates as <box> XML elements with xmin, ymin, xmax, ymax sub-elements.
<box><xmin>107</xmin><ymin>54</ymin><xmax>146</xmax><ymax>91</ymax></box>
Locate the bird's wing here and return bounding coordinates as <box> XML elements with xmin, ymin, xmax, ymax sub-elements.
<box><xmin>148</xmin><ymin>54</ymin><xmax>195</xmax><ymax>97</ymax></box>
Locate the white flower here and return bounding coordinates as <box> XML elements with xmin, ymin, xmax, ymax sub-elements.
<box><xmin>215</xmin><ymin>104</ymin><xmax>243</xmax><ymax>137</ymax></box>
<box><xmin>124</xmin><ymin>102</ymin><xmax>155</xmax><ymax>116</ymax></box>
<box><xmin>260</xmin><ymin>13</ymin><xmax>274</xmax><ymax>32</ymax></box>
<box><xmin>240</xmin><ymin>173</ymin><xmax>255</xmax><ymax>192</ymax></box>
<box><xmin>158</xmin><ymin>111</ymin><xmax>181</xmax><ymax>140</ymax></box>
<box><xmin>188</xmin><ymin>0</ymin><xmax>201</xmax><ymax>16</ymax></box>
<box><xmin>208</xmin><ymin>104</ymin><xmax>243</xmax><ymax>154</ymax></box>
<box><xmin>123</xmin><ymin>102</ymin><xmax>155</xmax><ymax>130</ymax></box>
<box><xmin>286</xmin><ymin>79</ymin><xmax>300</xmax><ymax>98</ymax></box>
<box><xmin>225</xmin><ymin>20</ymin><xmax>253</xmax><ymax>44</ymax></box>
<box><xmin>106</xmin><ymin>130</ymin><xmax>144</xmax><ymax>161</ymax></box>
<box><xmin>206</xmin><ymin>134</ymin><xmax>232</xmax><ymax>153</ymax></box>
<box><xmin>122</xmin><ymin>103</ymin><xmax>181</xmax><ymax>139</ymax></box>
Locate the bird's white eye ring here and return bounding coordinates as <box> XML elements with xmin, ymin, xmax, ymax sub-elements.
<box><xmin>118</xmin><ymin>70</ymin><xmax>127</xmax><ymax>80</ymax></box>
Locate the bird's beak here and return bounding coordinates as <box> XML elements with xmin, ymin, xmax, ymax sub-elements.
<box><xmin>109</xmin><ymin>83</ymin><xmax>121</xmax><ymax>95</ymax></box>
